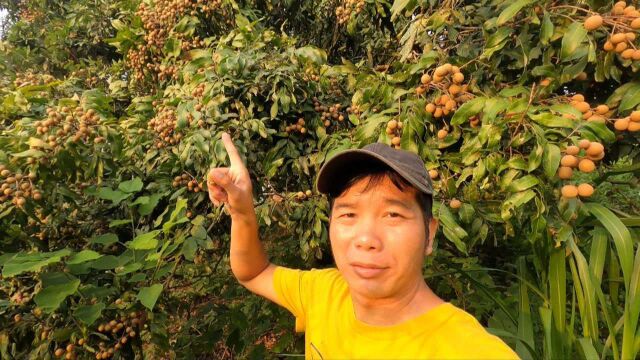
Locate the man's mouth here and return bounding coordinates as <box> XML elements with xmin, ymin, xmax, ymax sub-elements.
<box><xmin>350</xmin><ymin>263</ymin><xmax>388</xmax><ymax>278</ymax></box>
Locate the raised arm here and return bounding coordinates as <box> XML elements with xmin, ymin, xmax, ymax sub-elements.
<box><xmin>206</xmin><ymin>133</ymin><xmax>280</xmax><ymax>304</ymax></box>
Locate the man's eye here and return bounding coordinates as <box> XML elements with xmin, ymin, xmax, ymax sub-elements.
<box><xmin>341</xmin><ymin>213</ymin><xmax>355</xmax><ymax>218</ymax></box>
<box><xmin>387</xmin><ymin>212</ymin><xmax>402</xmax><ymax>218</ymax></box>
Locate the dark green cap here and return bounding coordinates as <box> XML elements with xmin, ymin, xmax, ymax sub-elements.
<box><xmin>315</xmin><ymin>143</ymin><xmax>434</xmax><ymax>196</ymax></box>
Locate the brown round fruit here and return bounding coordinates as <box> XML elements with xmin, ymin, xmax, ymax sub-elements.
<box><xmin>628</xmin><ymin>121</ymin><xmax>640</xmax><ymax>132</ymax></box>
<box><xmin>450</xmin><ymin>199</ymin><xmax>462</xmax><ymax>209</ymax></box>
<box><xmin>558</xmin><ymin>166</ymin><xmax>573</xmax><ymax>180</ymax></box>
<box><xmin>425</xmin><ymin>103</ymin><xmax>436</xmax><ymax>113</ymax></box>
<box><xmin>437</xmin><ymin>129</ymin><xmax>448</xmax><ymax>139</ymax></box>
<box><xmin>571</xmin><ymin>94</ymin><xmax>585</xmax><ymax>102</ymax></box>
<box><xmin>595</xmin><ymin>105</ymin><xmax>609</xmax><ymax>115</ymax></box>
<box><xmin>391</xmin><ymin>136</ymin><xmax>401</xmax><ymax>146</ymax></box>
<box><xmin>611</xmin><ymin>33</ymin><xmax>627</xmax><ymax>44</ymax></box>
<box><xmin>578</xmin><ymin>139</ymin><xmax>591</xmax><ymax>149</ymax></box>
<box><xmin>578</xmin><ymin>159</ymin><xmax>596</xmax><ymax>173</ymax></box>
<box><xmin>55</xmin><ymin>348</ymin><xmax>65</xmax><ymax>357</ymax></box>
<box><xmin>614</xmin><ymin>118</ymin><xmax>630</xmax><ymax>131</ymax></box>
<box><xmin>630</xmin><ymin>111</ymin><xmax>640</xmax><ymax>122</ymax></box>
<box><xmin>428</xmin><ymin>169</ymin><xmax>438</xmax><ymax>179</ymax></box>
<box><xmin>561</xmin><ymin>185</ymin><xmax>579</xmax><ymax>199</ymax></box>
<box><xmin>565</xmin><ymin>145</ymin><xmax>580</xmax><ymax>155</ymax></box>
<box><xmin>584</xmin><ymin>15</ymin><xmax>603</xmax><ymax>31</ymax></box>
<box><xmin>561</xmin><ymin>155</ymin><xmax>579</xmax><ymax>168</ymax></box>
<box><xmin>577</xmin><ymin>183</ymin><xmax>594</xmax><ymax>197</ymax></box>
<box><xmin>574</xmin><ymin>101</ymin><xmax>590</xmax><ymax>113</ymax></box>
<box><xmin>586</xmin><ymin>142</ymin><xmax>604</xmax><ymax>156</ymax></box>
<box><xmin>420</xmin><ymin>73</ymin><xmax>431</xmax><ymax>85</ymax></box>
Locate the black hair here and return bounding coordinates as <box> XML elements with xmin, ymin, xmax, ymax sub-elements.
<box><xmin>326</xmin><ymin>164</ymin><xmax>433</xmax><ymax>226</ymax></box>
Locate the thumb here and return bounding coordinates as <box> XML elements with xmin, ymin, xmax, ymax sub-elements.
<box><xmin>207</xmin><ymin>168</ymin><xmax>237</xmax><ymax>194</ymax></box>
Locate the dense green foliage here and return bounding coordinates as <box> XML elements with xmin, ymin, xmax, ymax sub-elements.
<box><xmin>0</xmin><ymin>0</ymin><xmax>639</xmax><ymax>359</ymax></box>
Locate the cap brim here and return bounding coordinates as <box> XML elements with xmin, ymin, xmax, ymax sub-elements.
<box><xmin>315</xmin><ymin>149</ymin><xmax>432</xmax><ymax>196</ymax></box>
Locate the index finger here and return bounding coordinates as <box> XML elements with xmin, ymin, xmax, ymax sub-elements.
<box><xmin>221</xmin><ymin>132</ymin><xmax>244</xmax><ymax>167</ymax></box>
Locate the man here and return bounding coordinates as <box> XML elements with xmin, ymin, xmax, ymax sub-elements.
<box><xmin>207</xmin><ymin>132</ymin><xmax>519</xmax><ymax>359</ymax></box>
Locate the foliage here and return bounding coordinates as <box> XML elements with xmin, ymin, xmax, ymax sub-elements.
<box><xmin>0</xmin><ymin>0</ymin><xmax>639</xmax><ymax>359</ymax></box>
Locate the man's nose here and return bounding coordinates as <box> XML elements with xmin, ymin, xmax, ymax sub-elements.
<box><xmin>354</xmin><ymin>217</ymin><xmax>383</xmax><ymax>251</ymax></box>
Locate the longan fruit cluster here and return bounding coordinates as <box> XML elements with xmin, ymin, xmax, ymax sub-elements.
<box><xmin>148</xmin><ymin>106</ymin><xmax>183</xmax><ymax>148</ymax></box>
<box><xmin>295</xmin><ymin>190</ymin><xmax>313</xmax><ymax>200</ymax></box>
<box><xmin>191</xmin><ymin>83</ymin><xmax>206</xmax><ymax>97</ymax></box>
<box><xmin>172</xmin><ymin>173</ymin><xmax>204</xmax><ymax>192</ymax></box>
<box><xmin>583</xmin><ymin>3</ymin><xmax>640</xmax><ymax>61</ymax></box>
<box><xmin>421</xmin><ymin>64</ymin><xmax>471</xmax><ymax>119</ymax></box>
<box><xmin>335</xmin><ymin>0</ymin><xmax>366</xmax><ymax>25</ymax></box>
<box><xmin>346</xmin><ymin>104</ymin><xmax>362</xmax><ymax>117</ymax></box>
<box><xmin>613</xmin><ymin>109</ymin><xmax>640</xmax><ymax>131</ymax></box>
<box><xmin>385</xmin><ymin>119</ymin><xmax>403</xmax><ymax>149</ymax></box>
<box><xmin>561</xmin><ymin>183</ymin><xmax>595</xmax><ymax>199</ymax></box>
<box><xmin>13</xmin><ymin>72</ymin><xmax>54</xmax><ymax>87</ymax></box>
<box><xmin>0</xmin><ymin>166</ymin><xmax>40</xmax><ymax>207</ymax></box>
<box><xmin>18</xmin><ymin>5</ymin><xmax>42</xmax><ymax>23</ymax></box>
<box><xmin>567</xmin><ymin>94</ymin><xmax>611</xmax><ymax>123</ymax></box>
<box><xmin>285</xmin><ymin>118</ymin><xmax>308</xmax><ymax>134</ymax></box>
<box><xmin>92</xmin><ymin>310</ymin><xmax>145</xmax><ymax>359</ymax></box>
<box><xmin>35</xmin><ymin>106</ymin><xmax>104</xmax><ymax>148</ymax></box>
<box><xmin>53</xmin><ymin>342</ymin><xmax>81</xmax><ymax>359</ymax></box>
<box><xmin>303</xmin><ymin>68</ymin><xmax>320</xmax><ymax>82</ymax></box>
<box><xmin>313</xmin><ymin>98</ymin><xmax>345</xmax><ymax>128</ymax></box>
<box><xmin>558</xmin><ymin>139</ymin><xmax>604</xmax><ymax>199</ymax></box>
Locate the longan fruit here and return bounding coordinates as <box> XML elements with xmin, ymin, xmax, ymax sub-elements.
<box><xmin>558</xmin><ymin>166</ymin><xmax>573</xmax><ymax>179</ymax></box>
<box><xmin>588</xmin><ymin>115</ymin><xmax>606</xmax><ymax>123</ymax></box>
<box><xmin>425</xmin><ymin>103</ymin><xmax>436</xmax><ymax>113</ymax></box>
<box><xmin>578</xmin><ymin>139</ymin><xmax>591</xmax><ymax>149</ymax></box>
<box><xmin>601</xmin><ymin>40</ymin><xmax>612</xmax><ymax>51</ymax></box>
<box><xmin>448</xmin><ymin>84</ymin><xmax>461</xmax><ymax>95</ymax></box>
<box><xmin>420</xmin><ymin>73</ymin><xmax>431</xmax><ymax>85</ymax></box>
<box><xmin>595</xmin><ymin>105</ymin><xmax>609</xmax><ymax>115</ymax></box>
<box><xmin>628</xmin><ymin>121</ymin><xmax>640</xmax><ymax>132</ymax></box>
<box><xmin>614</xmin><ymin>118</ymin><xmax>630</xmax><ymax>131</ymax></box>
<box><xmin>428</xmin><ymin>169</ymin><xmax>439</xmax><ymax>179</ymax></box>
<box><xmin>305</xmin><ymin>190</ymin><xmax>312</xmax><ymax>197</ymax></box>
<box><xmin>561</xmin><ymin>185</ymin><xmax>579</xmax><ymax>198</ymax></box>
<box><xmin>452</xmin><ymin>72</ymin><xmax>464</xmax><ymax>84</ymax></box>
<box><xmin>615</xmin><ymin>42</ymin><xmax>628</xmax><ymax>53</ymax></box>
<box><xmin>565</xmin><ymin>145</ymin><xmax>580</xmax><ymax>155</ymax></box>
<box><xmin>586</xmin><ymin>152</ymin><xmax>605</xmax><ymax>161</ymax></box>
<box><xmin>611</xmin><ymin>33</ymin><xmax>627</xmax><ymax>44</ymax></box>
<box><xmin>561</xmin><ymin>155</ymin><xmax>579</xmax><ymax>168</ymax></box>
<box><xmin>621</xmin><ymin>49</ymin><xmax>635</xmax><ymax>59</ymax></box>
<box><xmin>583</xmin><ymin>15</ymin><xmax>603</xmax><ymax>31</ymax></box>
<box><xmin>571</xmin><ymin>94</ymin><xmax>585</xmax><ymax>102</ymax></box>
<box><xmin>391</xmin><ymin>136</ymin><xmax>401</xmax><ymax>146</ymax></box>
<box><xmin>540</xmin><ymin>78</ymin><xmax>551</xmax><ymax>87</ymax></box>
<box><xmin>631</xmin><ymin>18</ymin><xmax>640</xmax><ymax>30</ymax></box>
<box><xmin>577</xmin><ymin>183</ymin><xmax>594</xmax><ymax>197</ymax></box>
<box><xmin>630</xmin><ymin>111</ymin><xmax>640</xmax><ymax>122</ymax></box>
<box><xmin>578</xmin><ymin>159</ymin><xmax>596</xmax><ymax>173</ymax></box>
<box><xmin>55</xmin><ymin>348</ymin><xmax>65</xmax><ymax>357</ymax></box>
<box><xmin>450</xmin><ymin>199</ymin><xmax>462</xmax><ymax>209</ymax></box>
<box><xmin>626</xmin><ymin>32</ymin><xmax>636</xmax><ymax>41</ymax></box>
<box><xmin>574</xmin><ymin>101</ymin><xmax>590</xmax><ymax>113</ymax></box>
<box><xmin>437</xmin><ymin>129</ymin><xmax>448</xmax><ymax>139</ymax></box>
<box><xmin>433</xmin><ymin>107</ymin><xmax>443</xmax><ymax>118</ymax></box>
<box><xmin>586</xmin><ymin>142</ymin><xmax>604</xmax><ymax>156</ymax></box>
<box><xmin>387</xmin><ymin>120</ymin><xmax>398</xmax><ymax>129</ymax></box>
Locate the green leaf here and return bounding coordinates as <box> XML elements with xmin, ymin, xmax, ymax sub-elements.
<box><xmin>67</xmin><ymin>250</ymin><xmax>102</xmax><ymax>265</ymax></box>
<box><xmin>164</xmin><ymin>37</ymin><xmax>181</xmax><ymax>58</ymax></box>
<box><xmin>73</xmin><ymin>302</ymin><xmax>105</xmax><ymax>325</ymax></box>
<box><xmin>508</xmin><ymin>175</ymin><xmax>539</xmax><ymax>192</ymax></box>
<box><xmin>618</xmin><ymin>82</ymin><xmax>640</xmax><ymax>112</ymax></box>
<box><xmin>584</xmin><ymin>203</ymin><xmax>633</xmax><ymax>288</ymax></box>
<box><xmin>2</xmin><ymin>249</ymin><xmax>72</xmax><ymax>277</ymax></box>
<box><xmin>294</xmin><ymin>46</ymin><xmax>327</xmax><ymax>65</ymax></box>
<box><xmin>497</xmin><ymin>0</ymin><xmax>533</xmax><ymax>26</ymax></box>
<box><xmin>543</xmin><ymin>143</ymin><xmax>561</xmax><ymax>179</ymax></box>
<box><xmin>137</xmin><ymin>284</ymin><xmax>163</xmax><ymax>311</ymax></box>
<box><xmin>540</xmin><ymin>12</ymin><xmax>554</xmax><ymax>45</ymax></box>
<box><xmin>128</xmin><ymin>230</ymin><xmax>161</xmax><ymax>250</ymax></box>
<box><xmin>96</xmin><ymin>187</ymin><xmax>130</xmax><ymax>205</ymax></box>
<box><xmin>549</xmin><ymin>248</ymin><xmax>566</xmax><ymax>335</ymax></box>
<box><xmin>118</xmin><ymin>178</ymin><xmax>143</xmax><ymax>193</ymax></box>
<box><xmin>561</xmin><ymin>22</ymin><xmax>588</xmax><ymax>61</ymax></box>
<box><xmin>451</xmin><ymin>97</ymin><xmax>485</xmax><ymax>125</ymax></box>
<box><xmin>482</xmin><ymin>28</ymin><xmax>512</xmax><ymax>59</ymax></box>
<box><xmin>34</xmin><ymin>279</ymin><xmax>80</xmax><ymax>313</ymax></box>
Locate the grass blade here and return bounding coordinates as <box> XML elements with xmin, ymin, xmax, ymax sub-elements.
<box><xmin>584</xmin><ymin>203</ymin><xmax>633</xmax><ymax>288</ymax></box>
<box><xmin>589</xmin><ymin>227</ymin><xmax>608</xmax><ymax>287</ymax></box>
<box><xmin>517</xmin><ymin>258</ymin><xmax>535</xmax><ymax>360</ymax></box>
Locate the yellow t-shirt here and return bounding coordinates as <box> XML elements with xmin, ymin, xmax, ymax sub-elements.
<box><xmin>273</xmin><ymin>266</ymin><xmax>520</xmax><ymax>360</ymax></box>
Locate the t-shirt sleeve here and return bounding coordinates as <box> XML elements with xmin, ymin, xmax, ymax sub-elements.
<box><xmin>272</xmin><ymin>266</ymin><xmax>313</xmax><ymax>333</ymax></box>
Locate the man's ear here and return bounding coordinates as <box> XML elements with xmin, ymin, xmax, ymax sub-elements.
<box><xmin>424</xmin><ymin>218</ymin><xmax>438</xmax><ymax>256</ymax></box>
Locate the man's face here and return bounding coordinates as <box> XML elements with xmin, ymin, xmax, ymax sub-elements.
<box><xmin>329</xmin><ymin>175</ymin><xmax>438</xmax><ymax>300</ymax></box>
